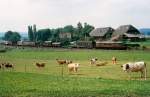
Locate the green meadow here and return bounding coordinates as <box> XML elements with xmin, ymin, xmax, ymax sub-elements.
<box><xmin>0</xmin><ymin>48</ymin><xmax>150</xmax><ymax>97</ymax></box>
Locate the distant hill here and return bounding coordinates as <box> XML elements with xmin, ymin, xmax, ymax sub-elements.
<box><xmin>139</xmin><ymin>28</ymin><xmax>150</xmax><ymax>36</ymax></box>
<box><xmin>21</xmin><ymin>33</ymin><xmax>28</xmax><ymax>38</ymax></box>
<box><xmin>0</xmin><ymin>32</ymin><xmax>4</xmax><ymax>37</ymax></box>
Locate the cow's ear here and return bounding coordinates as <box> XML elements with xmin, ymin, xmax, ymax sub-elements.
<box><xmin>126</xmin><ymin>64</ymin><xmax>129</xmax><ymax>69</ymax></box>
<box><xmin>121</xmin><ymin>65</ymin><xmax>123</xmax><ymax>67</ymax></box>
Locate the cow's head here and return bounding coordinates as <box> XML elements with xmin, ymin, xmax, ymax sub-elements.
<box><xmin>121</xmin><ymin>63</ymin><xmax>130</xmax><ymax>71</ymax></box>
<box><xmin>91</xmin><ymin>58</ymin><xmax>98</xmax><ymax>61</ymax></box>
<box><xmin>75</xmin><ymin>63</ymin><xmax>80</xmax><ymax>67</ymax></box>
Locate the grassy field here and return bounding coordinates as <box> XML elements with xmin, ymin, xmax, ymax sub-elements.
<box><xmin>0</xmin><ymin>47</ymin><xmax>150</xmax><ymax>97</ymax></box>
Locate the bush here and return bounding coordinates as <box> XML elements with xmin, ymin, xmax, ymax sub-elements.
<box><xmin>60</xmin><ymin>38</ymin><xmax>70</xmax><ymax>46</ymax></box>
<box><xmin>142</xmin><ymin>45</ymin><xmax>147</xmax><ymax>50</ymax></box>
<box><xmin>0</xmin><ymin>48</ymin><xmax>6</xmax><ymax>53</ymax></box>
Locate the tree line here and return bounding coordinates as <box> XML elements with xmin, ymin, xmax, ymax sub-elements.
<box><xmin>28</xmin><ymin>22</ymin><xmax>94</xmax><ymax>45</ymax></box>
<box><xmin>3</xmin><ymin>31</ymin><xmax>21</xmax><ymax>44</ymax></box>
<box><xmin>3</xmin><ymin>22</ymin><xmax>94</xmax><ymax>46</ymax></box>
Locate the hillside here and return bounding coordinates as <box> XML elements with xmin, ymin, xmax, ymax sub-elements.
<box><xmin>139</xmin><ymin>28</ymin><xmax>150</xmax><ymax>35</ymax></box>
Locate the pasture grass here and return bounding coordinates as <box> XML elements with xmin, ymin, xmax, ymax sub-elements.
<box><xmin>0</xmin><ymin>72</ymin><xmax>150</xmax><ymax>97</ymax></box>
<box><xmin>0</xmin><ymin>48</ymin><xmax>150</xmax><ymax>97</ymax></box>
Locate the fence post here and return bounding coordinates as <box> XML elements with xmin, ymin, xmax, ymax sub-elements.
<box><xmin>61</xmin><ymin>64</ymin><xmax>64</xmax><ymax>78</ymax></box>
<box><xmin>25</xmin><ymin>64</ymin><xmax>27</xmax><ymax>72</ymax></box>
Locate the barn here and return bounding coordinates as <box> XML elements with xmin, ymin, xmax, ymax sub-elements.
<box><xmin>89</xmin><ymin>27</ymin><xmax>114</xmax><ymax>41</ymax></box>
<box><xmin>95</xmin><ymin>41</ymin><xmax>127</xmax><ymax>50</ymax></box>
<box><xmin>111</xmin><ymin>25</ymin><xmax>145</xmax><ymax>42</ymax></box>
<box><xmin>76</xmin><ymin>41</ymin><xmax>94</xmax><ymax>49</ymax></box>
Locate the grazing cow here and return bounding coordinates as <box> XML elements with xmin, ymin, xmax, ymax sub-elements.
<box><xmin>1</xmin><ymin>62</ymin><xmax>14</xmax><ymax>69</ymax></box>
<box><xmin>112</xmin><ymin>56</ymin><xmax>117</xmax><ymax>64</ymax></box>
<box><xmin>121</xmin><ymin>61</ymin><xmax>147</xmax><ymax>80</ymax></box>
<box><xmin>66</xmin><ymin>60</ymin><xmax>73</xmax><ymax>64</ymax></box>
<box><xmin>56</xmin><ymin>59</ymin><xmax>66</xmax><ymax>65</ymax></box>
<box><xmin>36</xmin><ymin>62</ymin><xmax>45</xmax><ymax>68</ymax></box>
<box><xmin>96</xmin><ymin>61</ymin><xmax>108</xmax><ymax>66</ymax></box>
<box><xmin>0</xmin><ymin>62</ymin><xmax>14</xmax><ymax>69</ymax></box>
<box><xmin>68</xmin><ymin>63</ymin><xmax>79</xmax><ymax>73</ymax></box>
<box><xmin>0</xmin><ymin>63</ymin><xmax>5</xmax><ymax>69</ymax></box>
<box><xmin>90</xmin><ymin>58</ymin><xmax>98</xmax><ymax>65</ymax></box>
<box><xmin>5</xmin><ymin>63</ymin><xmax>13</xmax><ymax>68</ymax></box>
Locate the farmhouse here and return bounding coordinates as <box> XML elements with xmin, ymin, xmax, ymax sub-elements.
<box><xmin>59</xmin><ymin>32</ymin><xmax>71</xmax><ymax>39</ymax></box>
<box><xmin>111</xmin><ymin>25</ymin><xmax>145</xmax><ymax>41</ymax></box>
<box><xmin>89</xmin><ymin>27</ymin><xmax>114</xmax><ymax>41</ymax></box>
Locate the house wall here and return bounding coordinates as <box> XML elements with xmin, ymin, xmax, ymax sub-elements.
<box><xmin>59</xmin><ymin>33</ymin><xmax>71</xmax><ymax>39</ymax></box>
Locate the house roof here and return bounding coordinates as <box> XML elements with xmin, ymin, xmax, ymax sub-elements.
<box><xmin>90</xmin><ymin>27</ymin><xmax>114</xmax><ymax>37</ymax></box>
<box><xmin>124</xmin><ymin>33</ymin><xmax>145</xmax><ymax>38</ymax></box>
<box><xmin>112</xmin><ymin>25</ymin><xmax>140</xmax><ymax>37</ymax></box>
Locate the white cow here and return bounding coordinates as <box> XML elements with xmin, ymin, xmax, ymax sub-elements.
<box><xmin>68</xmin><ymin>63</ymin><xmax>79</xmax><ymax>73</ymax></box>
<box><xmin>121</xmin><ymin>61</ymin><xmax>147</xmax><ymax>80</ymax></box>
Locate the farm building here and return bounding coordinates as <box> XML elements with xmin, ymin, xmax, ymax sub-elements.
<box><xmin>59</xmin><ymin>32</ymin><xmax>72</xmax><ymax>39</ymax></box>
<box><xmin>42</xmin><ymin>41</ymin><xmax>52</xmax><ymax>47</ymax></box>
<box><xmin>0</xmin><ymin>41</ymin><xmax>12</xmax><ymax>45</ymax></box>
<box><xmin>17</xmin><ymin>41</ymin><xmax>35</xmax><ymax>46</ymax></box>
<box><xmin>111</xmin><ymin>25</ymin><xmax>145</xmax><ymax>41</ymax></box>
<box><xmin>52</xmin><ymin>42</ymin><xmax>61</xmax><ymax>47</ymax></box>
<box><xmin>95</xmin><ymin>41</ymin><xmax>127</xmax><ymax>50</ymax></box>
<box><xmin>75</xmin><ymin>41</ymin><xmax>95</xmax><ymax>49</ymax></box>
<box><xmin>89</xmin><ymin>27</ymin><xmax>114</xmax><ymax>41</ymax></box>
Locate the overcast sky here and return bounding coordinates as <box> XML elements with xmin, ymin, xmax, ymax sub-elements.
<box><xmin>0</xmin><ymin>0</ymin><xmax>150</xmax><ymax>32</ymax></box>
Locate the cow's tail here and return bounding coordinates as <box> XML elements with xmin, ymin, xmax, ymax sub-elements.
<box><xmin>144</xmin><ymin>62</ymin><xmax>147</xmax><ymax>80</ymax></box>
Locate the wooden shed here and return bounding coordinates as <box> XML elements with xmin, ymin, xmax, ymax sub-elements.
<box><xmin>95</xmin><ymin>41</ymin><xmax>127</xmax><ymax>50</ymax></box>
<box><xmin>17</xmin><ymin>41</ymin><xmax>35</xmax><ymax>46</ymax></box>
<box><xmin>1</xmin><ymin>41</ymin><xmax>12</xmax><ymax>45</ymax></box>
<box><xmin>52</xmin><ymin>42</ymin><xmax>61</xmax><ymax>47</ymax></box>
<box><xmin>42</xmin><ymin>41</ymin><xmax>52</xmax><ymax>47</ymax></box>
<box><xmin>76</xmin><ymin>41</ymin><xmax>93</xmax><ymax>49</ymax></box>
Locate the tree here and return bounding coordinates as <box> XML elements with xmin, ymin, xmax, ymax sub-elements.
<box><xmin>28</xmin><ymin>26</ymin><xmax>34</xmax><ymax>41</ymax></box>
<box><xmin>3</xmin><ymin>31</ymin><xmax>13</xmax><ymax>41</ymax></box>
<box><xmin>62</xmin><ymin>25</ymin><xmax>74</xmax><ymax>33</ymax></box>
<box><xmin>77</xmin><ymin>22</ymin><xmax>83</xmax><ymax>37</ymax></box>
<box><xmin>82</xmin><ymin>22</ymin><xmax>94</xmax><ymax>40</ymax></box>
<box><xmin>33</xmin><ymin>24</ymin><xmax>37</xmax><ymax>42</ymax></box>
<box><xmin>3</xmin><ymin>31</ymin><xmax>21</xmax><ymax>44</ymax></box>
<box><xmin>36</xmin><ymin>29</ymin><xmax>52</xmax><ymax>42</ymax></box>
<box><xmin>52</xmin><ymin>28</ymin><xmax>62</xmax><ymax>42</ymax></box>
<box><xmin>28</xmin><ymin>24</ymin><xmax>37</xmax><ymax>42</ymax></box>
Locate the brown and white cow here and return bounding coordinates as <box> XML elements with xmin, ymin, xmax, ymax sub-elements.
<box><xmin>90</xmin><ymin>58</ymin><xmax>98</xmax><ymax>65</ymax></box>
<box><xmin>121</xmin><ymin>61</ymin><xmax>147</xmax><ymax>80</ymax></box>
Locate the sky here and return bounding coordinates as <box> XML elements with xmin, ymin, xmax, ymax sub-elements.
<box><xmin>0</xmin><ymin>0</ymin><xmax>150</xmax><ymax>33</ymax></box>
